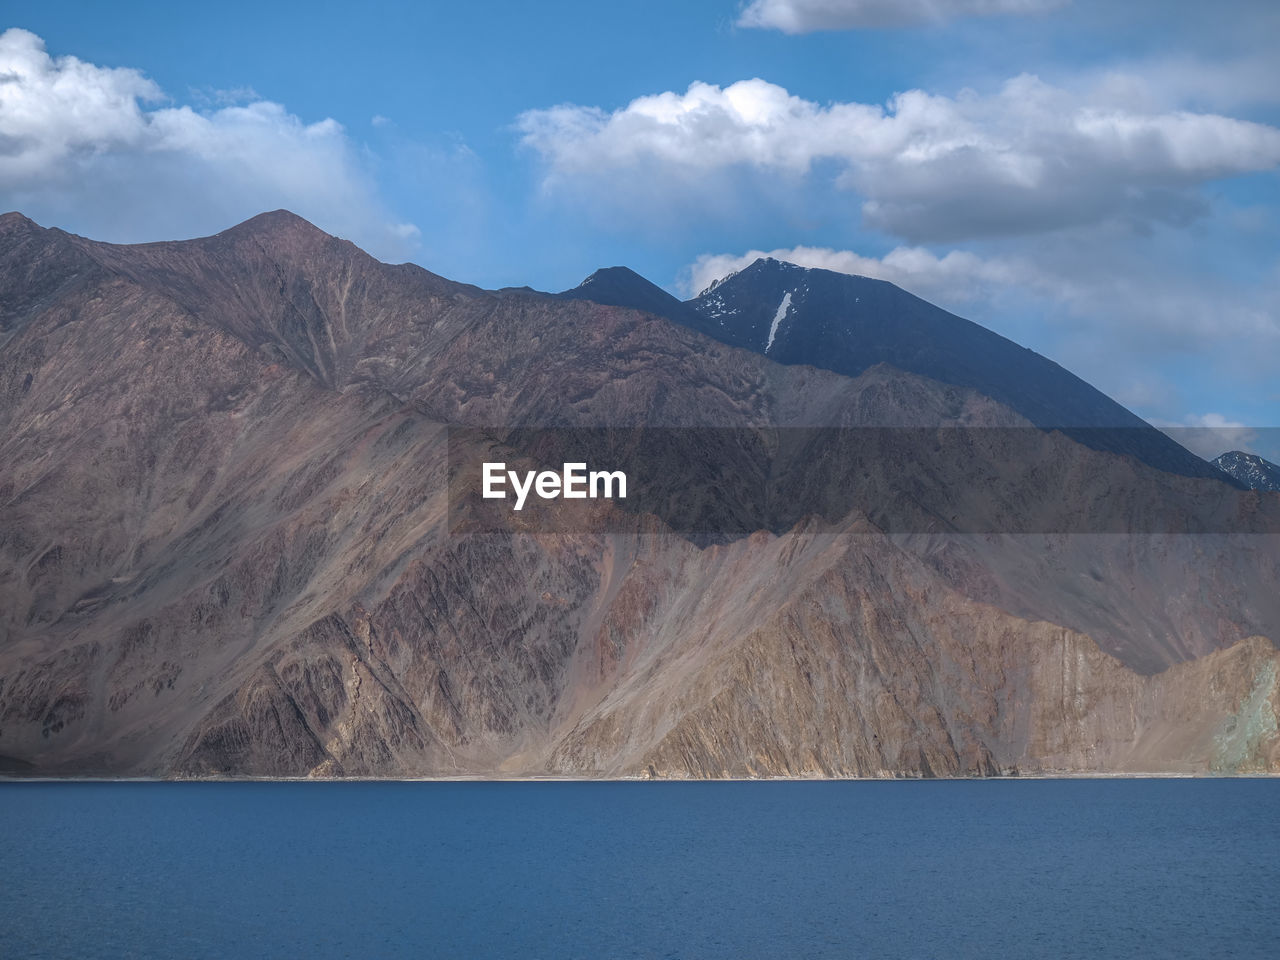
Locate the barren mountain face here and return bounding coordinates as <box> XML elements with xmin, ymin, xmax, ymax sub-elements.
<box><xmin>0</xmin><ymin>211</ymin><xmax>1276</xmax><ymax>777</ymax></box>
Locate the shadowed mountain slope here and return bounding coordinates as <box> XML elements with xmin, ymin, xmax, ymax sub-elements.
<box><xmin>560</xmin><ymin>257</ymin><xmax>1230</xmax><ymax>483</ymax></box>
<box><xmin>555</xmin><ymin>266</ymin><xmax>703</xmax><ymax>327</ymax></box>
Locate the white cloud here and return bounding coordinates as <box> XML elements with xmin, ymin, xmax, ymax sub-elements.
<box><xmin>0</xmin><ymin>28</ymin><xmax>417</xmax><ymax>259</ymax></box>
<box><xmin>736</xmin><ymin>0</ymin><xmax>1067</xmax><ymax>33</ymax></box>
<box><xmin>1153</xmin><ymin>414</ymin><xmax>1258</xmax><ymax>459</ymax></box>
<box><xmin>683</xmin><ymin>243</ymin><xmax>1035</xmax><ymax>300</ymax></box>
<box><xmin>0</xmin><ymin>28</ymin><xmax>160</xmax><ymax>179</ymax></box>
<box><xmin>1083</xmin><ymin>56</ymin><xmax>1280</xmax><ymax>114</ymax></box>
<box><xmin>517</xmin><ymin>74</ymin><xmax>1280</xmax><ymax>242</ymax></box>
<box><xmin>187</xmin><ymin>86</ymin><xmax>261</xmax><ymax>109</ymax></box>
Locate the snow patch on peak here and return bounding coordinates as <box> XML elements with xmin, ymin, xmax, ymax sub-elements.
<box><xmin>701</xmin><ymin>292</ymin><xmax>737</xmax><ymax>323</ymax></box>
<box><xmin>765</xmin><ymin>291</ymin><xmax>792</xmax><ymax>354</ymax></box>
<box><xmin>1212</xmin><ymin>450</ymin><xmax>1280</xmax><ymax>491</ymax></box>
<box><xmin>755</xmin><ymin>257</ymin><xmax>809</xmax><ymax>274</ymax></box>
<box><xmin>697</xmin><ymin>270</ymin><xmax>737</xmax><ymax>298</ymax></box>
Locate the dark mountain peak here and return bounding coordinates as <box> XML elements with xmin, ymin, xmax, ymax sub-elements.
<box><xmin>560</xmin><ymin>264</ymin><xmax>666</xmax><ymax>299</ymax></box>
<box><xmin>743</xmin><ymin>255</ymin><xmax>810</xmax><ymax>277</ymax></box>
<box><xmin>684</xmin><ymin>258</ymin><xmax>1228</xmax><ymax>482</ymax></box>
<box><xmin>575</xmin><ymin>265</ymin><xmax>647</xmax><ymax>287</ymax></box>
<box><xmin>714</xmin><ymin>256</ymin><xmax>893</xmax><ymax>300</ymax></box>
<box><xmin>550</xmin><ymin>251</ymin><xmax>1241</xmax><ymax>483</ymax></box>
<box><xmin>695</xmin><ymin>258</ymin><xmax>903</xmax><ymax>331</ymax></box>
<box><xmin>556</xmin><ymin>264</ymin><xmax>701</xmax><ymax>326</ymax></box>
<box><xmin>1212</xmin><ymin>451</ymin><xmax>1280</xmax><ymax>491</ymax></box>
<box><xmin>688</xmin><ymin>256</ymin><xmax>886</xmax><ymax>355</ymax></box>
<box><xmin>697</xmin><ymin>255</ymin><xmax>812</xmax><ymax>295</ymax></box>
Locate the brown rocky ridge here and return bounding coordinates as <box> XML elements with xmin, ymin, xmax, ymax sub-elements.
<box><xmin>0</xmin><ymin>210</ymin><xmax>1276</xmax><ymax>778</ymax></box>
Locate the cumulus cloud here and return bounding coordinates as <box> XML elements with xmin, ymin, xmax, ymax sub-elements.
<box><xmin>683</xmin><ymin>243</ymin><xmax>1035</xmax><ymax>300</ymax></box>
<box><xmin>0</xmin><ymin>28</ymin><xmax>417</xmax><ymax>258</ymax></box>
<box><xmin>1084</xmin><ymin>55</ymin><xmax>1280</xmax><ymax>114</ymax></box>
<box><xmin>1153</xmin><ymin>414</ymin><xmax>1259</xmax><ymax>459</ymax></box>
<box><xmin>736</xmin><ymin>0</ymin><xmax>1067</xmax><ymax>33</ymax></box>
<box><xmin>517</xmin><ymin>74</ymin><xmax>1280</xmax><ymax>242</ymax></box>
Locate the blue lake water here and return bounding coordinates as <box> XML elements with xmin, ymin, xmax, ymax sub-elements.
<box><xmin>2</xmin><ymin>779</ymin><xmax>1278</xmax><ymax>959</ymax></box>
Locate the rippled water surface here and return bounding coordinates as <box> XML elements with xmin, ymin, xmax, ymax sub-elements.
<box><xmin>3</xmin><ymin>779</ymin><xmax>1278</xmax><ymax>958</ymax></box>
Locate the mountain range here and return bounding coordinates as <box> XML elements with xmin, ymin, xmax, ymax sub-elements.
<box><xmin>1</xmin><ymin>210</ymin><xmax>1277</xmax><ymax>778</ymax></box>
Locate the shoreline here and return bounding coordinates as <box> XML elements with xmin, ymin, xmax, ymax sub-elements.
<box><xmin>4</xmin><ymin>771</ymin><xmax>1278</xmax><ymax>784</ymax></box>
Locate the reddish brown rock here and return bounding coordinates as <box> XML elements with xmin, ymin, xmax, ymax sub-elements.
<box><xmin>0</xmin><ymin>211</ymin><xmax>1276</xmax><ymax>778</ymax></box>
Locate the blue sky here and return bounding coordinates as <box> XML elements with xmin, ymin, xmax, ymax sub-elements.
<box><xmin>3</xmin><ymin>0</ymin><xmax>1278</xmax><ymax>455</ymax></box>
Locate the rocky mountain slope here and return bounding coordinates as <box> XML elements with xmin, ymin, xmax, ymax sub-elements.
<box><xmin>1</xmin><ymin>211</ymin><xmax>1277</xmax><ymax>778</ymax></box>
<box><xmin>1214</xmin><ymin>450</ymin><xmax>1280</xmax><ymax>492</ymax></box>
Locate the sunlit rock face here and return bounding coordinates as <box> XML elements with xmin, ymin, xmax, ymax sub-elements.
<box><xmin>1</xmin><ymin>210</ymin><xmax>1276</xmax><ymax>778</ymax></box>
